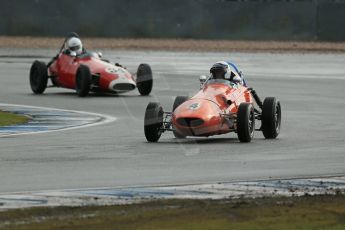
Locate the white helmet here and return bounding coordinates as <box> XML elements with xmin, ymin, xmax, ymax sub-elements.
<box><xmin>66</xmin><ymin>37</ymin><xmax>83</xmax><ymax>55</ymax></box>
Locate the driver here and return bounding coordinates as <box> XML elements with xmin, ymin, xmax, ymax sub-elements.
<box><xmin>210</xmin><ymin>61</ymin><xmax>247</xmax><ymax>86</ymax></box>
<box><xmin>65</xmin><ymin>36</ymin><xmax>84</xmax><ymax>56</ymax></box>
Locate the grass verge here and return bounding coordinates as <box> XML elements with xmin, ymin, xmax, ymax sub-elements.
<box><xmin>0</xmin><ymin>195</ymin><xmax>344</xmax><ymax>230</ymax></box>
<box><xmin>1</xmin><ymin>36</ymin><xmax>345</xmax><ymax>53</ymax></box>
<box><xmin>0</xmin><ymin>111</ymin><xmax>29</xmax><ymax>126</ymax></box>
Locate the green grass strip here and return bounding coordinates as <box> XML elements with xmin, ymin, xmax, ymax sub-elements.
<box><xmin>0</xmin><ymin>194</ymin><xmax>344</xmax><ymax>230</ymax></box>
<box><xmin>0</xmin><ymin>111</ymin><xmax>29</xmax><ymax>126</ymax></box>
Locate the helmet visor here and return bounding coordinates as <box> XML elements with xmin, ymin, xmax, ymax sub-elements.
<box><xmin>70</xmin><ymin>45</ymin><xmax>81</xmax><ymax>52</ymax></box>
<box><xmin>213</xmin><ymin>71</ymin><xmax>225</xmax><ymax>79</ymax></box>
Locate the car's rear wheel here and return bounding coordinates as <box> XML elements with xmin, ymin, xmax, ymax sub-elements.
<box><xmin>237</xmin><ymin>103</ymin><xmax>255</xmax><ymax>142</ymax></box>
<box><xmin>30</xmin><ymin>60</ymin><xmax>48</xmax><ymax>94</ymax></box>
<box><xmin>262</xmin><ymin>97</ymin><xmax>281</xmax><ymax>139</ymax></box>
<box><xmin>144</xmin><ymin>102</ymin><xmax>164</xmax><ymax>142</ymax></box>
<box><xmin>137</xmin><ymin>64</ymin><xmax>153</xmax><ymax>96</ymax></box>
<box><xmin>172</xmin><ymin>96</ymin><xmax>189</xmax><ymax>139</ymax></box>
<box><xmin>75</xmin><ymin>65</ymin><xmax>92</xmax><ymax>97</ymax></box>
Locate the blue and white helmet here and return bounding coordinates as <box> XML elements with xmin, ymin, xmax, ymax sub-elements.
<box><xmin>210</xmin><ymin>61</ymin><xmax>241</xmax><ymax>81</ymax></box>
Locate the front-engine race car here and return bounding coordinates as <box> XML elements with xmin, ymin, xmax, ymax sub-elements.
<box><xmin>29</xmin><ymin>33</ymin><xmax>153</xmax><ymax>97</ymax></box>
<box><xmin>144</xmin><ymin>64</ymin><xmax>281</xmax><ymax>143</ymax></box>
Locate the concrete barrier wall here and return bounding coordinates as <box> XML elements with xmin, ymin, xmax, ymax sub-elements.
<box><xmin>317</xmin><ymin>1</ymin><xmax>345</xmax><ymax>41</ymax></box>
<box><xmin>0</xmin><ymin>0</ymin><xmax>344</xmax><ymax>41</ymax></box>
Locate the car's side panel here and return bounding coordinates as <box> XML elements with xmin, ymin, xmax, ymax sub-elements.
<box><xmin>77</xmin><ymin>58</ymin><xmax>134</xmax><ymax>91</ymax></box>
<box><xmin>50</xmin><ymin>54</ymin><xmax>79</xmax><ymax>89</ymax></box>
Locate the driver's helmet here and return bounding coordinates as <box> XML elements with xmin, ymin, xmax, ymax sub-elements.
<box><xmin>66</xmin><ymin>37</ymin><xmax>83</xmax><ymax>55</ymax></box>
<box><xmin>210</xmin><ymin>61</ymin><xmax>241</xmax><ymax>82</ymax></box>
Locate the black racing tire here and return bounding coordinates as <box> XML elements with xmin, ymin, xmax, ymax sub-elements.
<box><xmin>262</xmin><ymin>97</ymin><xmax>281</xmax><ymax>139</ymax></box>
<box><xmin>172</xmin><ymin>96</ymin><xmax>189</xmax><ymax>139</ymax></box>
<box><xmin>237</xmin><ymin>103</ymin><xmax>255</xmax><ymax>143</ymax></box>
<box><xmin>30</xmin><ymin>60</ymin><xmax>48</xmax><ymax>94</ymax></box>
<box><xmin>173</xmin><ymin>96</ymin><xmax>189</xmax><ymax>111</ymax></box>
<box><xmin>75</xmin><ymin>65</ymin><xmax>92</xmax><ymax>97</ymax></box>
<box><xmin>137</xmin><ymin>63</ymin><xmax>153</xmax><ymax>96</ymax></box>
<box><xmin>144</xmin><ymin>102</ymin><xmax>164</xmax><ymax>142</ymax></box>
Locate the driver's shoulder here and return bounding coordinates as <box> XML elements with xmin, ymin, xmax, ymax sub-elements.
<box><xmin>62</xmin><ymin>49</ymin><xmax>71</xmax><ymax>55</ymax></box>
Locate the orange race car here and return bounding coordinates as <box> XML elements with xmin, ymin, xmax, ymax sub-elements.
<box><xmin>144</xmin><ymin>61</ymin><xmax>281</xmax><ymax>143</ymax></box>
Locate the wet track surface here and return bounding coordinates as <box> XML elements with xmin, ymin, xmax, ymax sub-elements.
<box><xmin>0</xmin><ymin>48</ymin><xmax>345</xmax><ymax>193</ymax></box>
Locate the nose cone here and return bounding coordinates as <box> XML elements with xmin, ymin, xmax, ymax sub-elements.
<box><xmin>173</xmin><ymin>99</ymin><xmax>223</xmax><ymax>136</ymax></box>
<box><xmin>108</xmin><ymin>76</ymin><xmax>136</xmax><ymax>93</ymax></box>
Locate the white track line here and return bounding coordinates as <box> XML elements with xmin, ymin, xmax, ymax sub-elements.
<box><xmin>0</xmin><ymin>103</ymin><xmax>117</xmax><ymax>137</ymax></box>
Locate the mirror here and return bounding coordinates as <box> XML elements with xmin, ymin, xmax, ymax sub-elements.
<box><xmin>199</xmin><ymin>75</ymin><xmax>207</xmax><ymax>88</ymax></box>
<box><xmin>97</xmin><ymin>52</ymin><xmax>103</xmax><ymax>58</ymax></box>
<box><xmin>199</xmin><ymin>75</ymin><xmax>207</xmax><ymax>83</ymax></box>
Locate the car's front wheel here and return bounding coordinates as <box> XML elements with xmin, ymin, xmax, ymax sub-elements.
<box><xmin>75</xmin><ymin>65</ymin><xmax>92</xmax><ymax>97</ymax></box>
<box><xmin>237</xmin><ymin>103</ymin><xmax>255</xmax><ymax>142</ymax></box>
<box><xmin>137</xmin><ymin>64</ymin><xmax>153</xmax><ymax>96</ymax></box>
<box><xmin>144</xmin><ymin>102</ymin><xmax>164</xmax><ymax>142</ymax></box>
<box><xmin>30</xmin><ymin>60</ymin><xmax>48</xmax><ymax>94</ymax></box>
<box><xmin>262</xmin><ymin>97</ymin><xmax>281</xmax><ymax>139</ymax></box>
<box><xmin>172</xmin><ymin>96</ymin><xmax>189</xmax><ymax>139</ymax></box>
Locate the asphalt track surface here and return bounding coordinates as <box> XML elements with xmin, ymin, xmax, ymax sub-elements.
<box><xmin>0</xmin><ymin>48</ymin><xmax>344</xmax><ymax>194</ymax></box>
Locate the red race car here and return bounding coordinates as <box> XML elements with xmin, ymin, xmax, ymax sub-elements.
<box><xmin>30</xmin><ymin>33</ymin><xmax>153</xmax><ymax>97</ymax></box>
<box><xmin>144</xmin><ymin>62</ymin><xmax>281</xmax><ymax>142</ymax></box>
